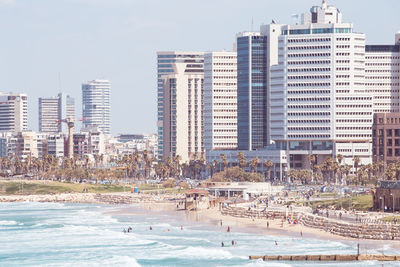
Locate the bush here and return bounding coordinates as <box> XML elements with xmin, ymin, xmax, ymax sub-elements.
<box><xmin>211</xmin><ymin>167</ymin><xmax>263</xmax><ymax>182</ymax></box>
<box><xmin>162</xmin><ymin>178</ymin><xmax>176</xmax><ymax>188</ymax></box>
<box><xmin>178</xmin><ymin>181</ymin><xmax>190</xmax><ymax>189</ymax></box>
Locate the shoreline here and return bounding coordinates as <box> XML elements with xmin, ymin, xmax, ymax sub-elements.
<box><xmin>2</xmin><ymin>192</ymin><xmax>400</xmax><ymax>250</ymax></box>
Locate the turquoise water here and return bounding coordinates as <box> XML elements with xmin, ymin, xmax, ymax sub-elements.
<box><xmin>0</xmin><ymin>202</ymin><xmax>398</xmax><ymax>267</ymax></box>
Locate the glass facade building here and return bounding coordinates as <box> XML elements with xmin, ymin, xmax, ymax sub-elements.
<box><xmin>237</xmin><ymin>33</ymin><xmax>267</xmax><ymax>150</ymax></box>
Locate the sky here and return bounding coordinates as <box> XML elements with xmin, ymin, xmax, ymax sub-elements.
<box><xmin>0</xmin><ymin>0</ymin><xmax>399</xmax><ymax>135</ymax></box>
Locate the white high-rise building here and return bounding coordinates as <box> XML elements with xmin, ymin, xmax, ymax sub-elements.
<box><xmin>270</xmin><ymin>1</ymin><xmax>373</xmax><ymax>167</ymax></box>
<box><xmin>39</xmin><ymin>93</ymin><xmax>75</xmax><ymax>133</ymax></box>
<box><xmin>204</xmin><ymin>51</ymin><xmax>237</xmax><ymax>151</ymax></box>
<box><xmin>157</xmin><ymin>51</ymin><xmax>204</xmax><ymax>163</ymax></box>
<box><xmin>82</xmin><ymin>80</ymin><xmax>111</xmax><ymax>134</ymax></box>
<box><xmin>0</xmin><ymin>93</ymin><xmax>28</xmax><ymax>132</ymax></box>
<box><xmin>365</xmin><ymin>34</ymin><xmax>400</xmax><ymax>114</ymax></box>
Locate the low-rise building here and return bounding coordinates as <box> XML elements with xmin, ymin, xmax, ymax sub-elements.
<box><xmin>373</xmin><ymin>180</ymin><xmax>400</xmax><ymax>212</ymax></box>
<box><xmin>372</xmin><ymin>113</ymin><xmax>400</xmax><ymax>164</ymax></box>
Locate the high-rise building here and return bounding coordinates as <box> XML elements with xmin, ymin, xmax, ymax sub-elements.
<box><xmin>82</xmin><ymin>80</ymin><xmax>111</xmax><ymax>134</ymax></box>
<box><xmin>0</xmin><ymin>93</ymin><xmax>28</xmax><ymax>132</ymax></box>
<box><xmin>157</xmin><ymin>51</ymin><xmax>204</xmax><ymax>163</ymax></box>
<box><xmin>236</xmin><ymin>32</ymin><xmax>268</xmax><ymax>151</ymax></box>
<box><xmin>38</xmin><ymin>97</ymin><xmax>58</xmax><ymax>133</ymax></box>
<box><xmin>39</xmin><ymin>93</ymin><xmax>75</xmax><ymax>133</ymax></box>
<box><xmin>204</xmin><ymin>51</ymin><xmax>237</xmax><ymax>151</ymax></box>
<box><xmin>269</xmin><ymin>1</ymin><xmax>375</xmax><ymax>167</ymax></box>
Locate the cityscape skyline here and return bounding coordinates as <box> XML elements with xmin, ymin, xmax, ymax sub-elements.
<box><xmin>0</xmin><ymin>0</ymin><xmax>399</xmax><ymax>135</ymax></box>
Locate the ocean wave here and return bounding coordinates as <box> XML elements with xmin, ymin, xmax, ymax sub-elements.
<box><xmin>0</xmin><ymin>220</ymin><xmax>19</xmax><ymax>225</ymax></box>
<box><xmin>147</xmin><ymin>245</ymin><xmax>237</xmax><ymax>260</ymax></box>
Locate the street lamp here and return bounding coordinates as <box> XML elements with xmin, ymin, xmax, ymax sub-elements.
<box><xmin>390</xmin><ymin>193</ymin><xmax>395</xmax><ymax>212</ymax></box>
<box><xmin>379</xmin><ymin>196</ymin><xmax>384</xmax><ymax>212</ymax></box>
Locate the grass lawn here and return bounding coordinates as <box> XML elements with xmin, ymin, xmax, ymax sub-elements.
<box><xmin>379</xmin><ymin>215</ymin><xmax>400</xmax><ymax>222</ymax></box>
<box><xmin>0</xmin><ymin>180</ymin><xmax>165</xmax><ymax>195</ymax></box>
<box><xmin>299</xmin><ymin>194</ymin><xmax>373</xmax><ymax>211</ymax></box>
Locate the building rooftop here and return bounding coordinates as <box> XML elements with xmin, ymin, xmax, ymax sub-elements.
<box><xmin>379</xmin><ymin>181</ymin><xmax>400</xmax><ymax>190</ymax></box>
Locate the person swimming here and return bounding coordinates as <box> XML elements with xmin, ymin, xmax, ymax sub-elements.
<box><xmin>149</xmin><ymin>226</ymin><xmax>152</xmax><ymax>230</ymax></box>
<box><xmin>221</xmin><ymin>242</ymin><xmax>224</xmax><ymax>247</ymax></box>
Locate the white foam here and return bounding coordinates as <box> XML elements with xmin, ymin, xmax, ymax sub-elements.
<box><xmin>0</xmin><ymin>220</ymin><xmax>18</xmax><ymax>225</ymax></box>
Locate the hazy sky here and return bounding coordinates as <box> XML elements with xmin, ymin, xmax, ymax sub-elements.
<box><xmin>0</xmin><ymin>0</ymin><xmax>399</xmax><ymax>135</ymax></box>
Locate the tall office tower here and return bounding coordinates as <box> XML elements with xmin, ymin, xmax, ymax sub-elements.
<box><xmin>270</xmin><ymin>1</ymin><xmax>373</xmax><ymax>167</ymax></box>
<box><xmin>39</xmin><ymin>93</ymin><xmax>75</xmax><ymax>133</ymax></box>
<box><xmin>157</xmin><ymin>51</ymin><xmax>204</xmax><ymax>163</ymax></box>
<box><xmin>0</xmin><ymin>93</ymin><xmax>28</xmax><ymax>132</ymax></box>
<box><xmin>157</xmin><ymin>52</ymin><xmax>204</xmax><ymax>162</ymax></box>
<box><xmin>58</xmin><ymin>93</ymin><xmax>75</xmax><ymax>133</ymax></box>
<box><xmin>82</xmin><ymin>80</ymin><xmax>111</xmax><ymax>134</ymax></box>
<box><xmin>236</xmin><ymin>32</ymin><xmax>268</xmax><ymax>150</ymax></box>
<box><xmin>39</xmin><ymin>97</ymin><xmax>59</xmax><ymax>133</ymax></box>
<box><xmin>365</xmin><ymin>34</ymin><xmax>400</xmax><ymax>114</ymax></box>
<box><xmin>204</xmin><ymin>51</ymin><xmax>237</xmax><ymax>151</ymax></box>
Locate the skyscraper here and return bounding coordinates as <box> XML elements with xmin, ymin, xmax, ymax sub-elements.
<box><xmin>204</xmin><ymin>51</ymin><xmax>237</xmax><ymax>151</ymax></box>
<box><xmin>0</xmin><ymin>92</ymin><xmax>28</xmax><ymax>132</ymax></box>
<box><xmin>270</xmin><ymin>1</ymin><xmax>372</xmax><ymax>167</ymax></box>
<box><xmin>39</xmin><ymin>93</ymin><xmax>75</xmax><ymax>133</ymax></box>
<box><xmin>236</xmin><ymin>32</ymin><xmax>267</xmax><ymax>150</ymax></box>
<box><xmin>157</xmin><ymin>52</ymin><xmax>204</xmax><ymax>162</ymax></box>
<box><xmin>82</xmin><ymin>80</ymin><xmax>111</xmax><ymax>134</ymax></box>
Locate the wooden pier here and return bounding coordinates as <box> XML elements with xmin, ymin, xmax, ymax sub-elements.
<box><xmin>249</xmin><ymin>254</ymin><xmax>400</xmax><ymax>261</ymax></box>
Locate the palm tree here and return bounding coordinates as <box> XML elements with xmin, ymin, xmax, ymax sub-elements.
<box><xmin>353</xmin><ymin>156</ymin><xmax>360</xmax><ymax>175</ymax></box>
<box><xmin>308</xmin><ymin>154</ymin><xmax>316</xmax><ymax>183</ymax></box>
<box><xmin>264</xmin><ymin>160</ymin><xmax>274</xmax><ymax>182</ymax></box>
<box><xmin>220</xmin><ymin>154</ymin><xmax>228</xmax><ymax>172</ymax></box>
<box><xmin>336</xmin><ymin>154</ymin><xmax>344</xmax><ymax>165</ymax></box>
<box><xmin>249</xmin><ymin>157</ymin><xmax>260</xmax><ymax>173</ymax></box>
<box><xmin>237</xmin><ymin>152</ymin><xmax>247</xmax><ymax>170</ymax></box>
<box><xmin>287</xmin><ymin>169</ymin><xmax>298</xmax><ymax>184</ymax></box>
<box><xmin>173</xmin><ymin>155</ymin><xmax>182</xmax><ymax>178</ymax></box>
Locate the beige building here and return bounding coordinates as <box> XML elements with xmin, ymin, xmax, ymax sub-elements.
<box><xmin>0</xmin><ymin>93</ymin><xmax>28</xmax><ymax>132</ymax></box>
<box><xmin>159</xmin><ymin>51</ymin><xmax>204</xmax><ymax>163</ymax></box>
<box><xmin>8</xmin><ymin>131</ymin><xmax>38</xmax><ymax>158</ymax></box>
<box><xmin>204</xmin><ymin>51</ymin><xmax>238</xmax><ymax>151</ymax></box>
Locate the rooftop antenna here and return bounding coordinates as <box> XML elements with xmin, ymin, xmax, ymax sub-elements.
<box><xmin>322</xmin><ymin>0</ymin><xmax>327</xmax><ymax>9</ymax></box>
<box><xmin>251</xmin><ymin>17</ymin><xmax>254</xmax><ymax>31</ymax></box>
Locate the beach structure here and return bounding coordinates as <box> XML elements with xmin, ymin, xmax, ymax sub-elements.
<box><xmin>373</xmin><ymin>180</ymin><xmax>400</xmax><ymax>212</ymax></box>
<box><xmin>184</xmin><ymin>189</ymin><xmax>215</xmax><ymax>210</ymax></box>
<box><xmin>204</xmin><ymin>182</ymin><xmax>283</xmax><ymax>198</ymax></box>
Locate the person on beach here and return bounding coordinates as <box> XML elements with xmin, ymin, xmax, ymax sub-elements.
<box><xmin>123</xmin><ymin>228</ymin><xmax>126</xmax><ymax>233</ymax></box>
<box><xmin>149</xmin><ymin>226</ymin><xmax>152</xmax><ymax>230</ymax></box>
<box><xmin>220</xmin><ymin>220</ymin><xmax>223</xmax><ymax>227</ymax></box>
<box><xmin>181</xmin><ymin>225</ymin><xmax>183</xmax><ymax>230</ymax></box>
<box><xmin>267</xmin><ymin>221</ymin><xmax>269</xmax><ymax>228</ymax></box>
<box><xmin>275</xmin><ymin>241</ymin><xmax>278</xmax><ymax>245</ymax></box>
<box><xmin>227</xmin><ymin>226</ymin><xmax>230</xmax><ymax>232</ymax></box>
<box><xmin>300</xmin><ymin>230</ymin><xmax>303</xmax><ymax>237</ymax></box>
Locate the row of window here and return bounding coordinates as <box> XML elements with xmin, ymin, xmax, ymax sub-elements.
<box><xmin>288</xmin><ymin>127</ymin><xmax>331</xmax><ymax>131</ymax></box>
<box><xmin>288</xmin><ymin>90</ymin><xmax>330</xmax><ymax>94</ymax></box>
<box><xmin>336</xmin><ymin>112</ymin><xmax>372</xmax><ymax>115</ymax></box>
<box><xmin>288</xmin><ymin>60</ymin><xmax>331</xmax><ymax>65</ymax></box>
<box><xmin>336</xmin><ymin>97</ymin><xmax>372</xmax><ymax>101</ymax></box>
<box><xmin>288</xmin><ymin>105</ymin><xmax>331</xmax><ymax>109</ymax></box>
<box><xmin>288</xmin><ymin>112</ymin><xmax>330</xmax><ymax>116</ymax></box>
<box><xmin>288</xmin><ymin>82</ymin><xmax>331</xmax><ymax>87</ymax></box>
<box><xmin>288</xmin><ymin>75</ymin><xmax>330</xmax><ymax>80</ymax></box>
<box><xmin>336</xmin><ymin>119</ymin><xmax>372</xmax><ymax>123</ymax></box>
<box><xmin>288</xmin><ymin>134</ymin><xmax>330</xmax><ymax>138</ymax></box>
<box><xmin>288</xmin><ymin>119</ymin><xmax>330</xmax><ymax>123</ymax></box>
<box><xmin>336</xmin><ymin>53</ymin><xmax>350</xmax><ymax>56</ymax></box>
<box><xmin>288</xmin><ymin>97</ymin><xmax>330</xmax><ymax>101</ymax></box>
<box><xmin>365</xmin><ymin>56</ymin><xmax>400</xmax><ymax>60</ymax></box>
<box><xmin>288</xmin><ymin>68</ymin><xmax>331</xmax><ymax>72</ymax></box>
<box><xmin>288</xmin><ymin>53</ymin><xmax>331</xmax><ymax>58</ymax></box>
<box><xmin>336</xmin><ymin>104</ymin><xmax>372</xmax><ymax>108</ymax></box>
<box><xmin>288</xmin><ymin>45</ymin><xmax>331</xmax><ymax>50</ymax></box>
<box><xmin>336</xmin><ymin>127</ymin><xmax>371</xmax><ymax>130</ymax></box>
<box><xmin>336</xmin><ymin>134</ymin><xmax>371</xmax><ymax>137</ymax></box>
<box><xmin>366</xmin><ymin>83</ymin><xmax>400</xmax><ymax>86</ymax></box>
<box><xmin>287</xmin><ymin>38</ymin><xmax>331</xmax><ymax>43</ymax></box>
<box><xmin>366</xmin><ymin>63</ymin><xmax>400</xmax><ymax>66</ymax></box>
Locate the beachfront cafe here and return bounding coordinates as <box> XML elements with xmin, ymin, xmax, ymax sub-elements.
<box><xmin>184</xmin><ymin>189</ymin><xmax>215</xmax><ymax>211</ymax></box>
<box><xmin>207</xmin><ymin>182</ymin><xmax>278</xmax><ymax>199</ymax></box>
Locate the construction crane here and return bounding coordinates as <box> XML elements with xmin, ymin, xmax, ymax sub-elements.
<box><xmin>56</xmin><ymin>118</ymin><xmax>85</xmax><ymax>158</ymax></box>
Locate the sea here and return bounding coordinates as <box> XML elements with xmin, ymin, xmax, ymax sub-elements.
<box><xmin>0</xmin><ymin>202</ymin><xmax>398</xmax><ymax>267</ymax></box>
